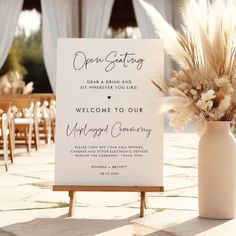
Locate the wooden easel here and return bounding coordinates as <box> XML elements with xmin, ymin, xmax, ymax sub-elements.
<box><xmin>53</xmin><ymin>185</ymin><xmax>164</xmax><ymax>217</ymax></box>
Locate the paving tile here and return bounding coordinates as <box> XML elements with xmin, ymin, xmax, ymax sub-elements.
<box><xmin>0</xmin><ymin>133</ymin><xmax>235</xmax><ymax>236</ymax></box>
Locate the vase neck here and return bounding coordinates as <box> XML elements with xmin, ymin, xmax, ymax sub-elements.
<box><xmin>207</xmin><ymin>122</ymin><xmax>231</xmax><ymax>132</ymax></box>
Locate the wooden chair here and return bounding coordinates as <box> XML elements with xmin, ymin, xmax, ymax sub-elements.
<box><xmin>49</xmin><ymin>96</ymin><xmax>56</xmax><ymax>143</ymax></box>
<box><xmin>0</xmin><ymin>102</ymin><xmax>13</xmax><ymax>171</ymax></box>
<box><xmin>45</xmin><ymin>94</ymin><xmax>56</xmax><ymax>143</ymax></box>
<box><xmin>31</xmin><ymin>93</ymin><xmax>56</xmax><ymax>144</ymax></box>
<box><xmin>0</xmin><ymin>96</ymin><xmax>40</xmax><ymax>152</ymax></box>
<box><xmin>13</xmin><ymin>98</ymin><xmax>40</xmax><ymax>153</ymax></box>
<box><xmin>22</xmin><ymin>95</ymin><xmax>41</xmax><ymax>150</ymax></box>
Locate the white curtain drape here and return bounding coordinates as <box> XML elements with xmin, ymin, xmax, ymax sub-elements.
<box><xmin>41</xmin><ymin>0</ymin><xmax>114</xmax><ymax>91</ymax></box>
<box><xmin>0</xmin><ymin>0</ymin><xmax>23</xmax><ymax>69</ymax></box>
<box><xmin>172</xmin><ymin>0</ymin><xmax>183</xmax><ymax>32</ymax></box>
<box><xmin>41</xmin><ymin>0</ymin><xmax>79</xmax><ymax>92</ymax></box>
<box><xmin>82</xmin><ymin>0</ymin><xmax>114</xmax><ymax>37</ymax></box>
<box><xmin>132</xmin><ymin>0</ymin><xmax>172</xmax><ymax>38</ymax></box>
<box><xmin>133</xmin><ymin>0</ymin><xmax>173</xmax><ymax>79</ymax></box>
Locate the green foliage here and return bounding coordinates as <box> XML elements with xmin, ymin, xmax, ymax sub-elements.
<box><xmin>23</xmin><ymin>28</ymin><xmax>43</xmax><ymax>63</ymax></box>
<box><xmin>0</xmin><ymin>36</ymin><xmax>26</xmax><ymax>77</ymax></box>
<box><xmin>21</xmin><ymin>27</ymin><xmax>52</xmax><ymax>92</ymax></box>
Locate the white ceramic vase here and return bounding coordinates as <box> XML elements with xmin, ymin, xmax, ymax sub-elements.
<box><xmin>198</xmin><ymin>121</ymin><xmax>236</xmax><ymax>219</ymax></box>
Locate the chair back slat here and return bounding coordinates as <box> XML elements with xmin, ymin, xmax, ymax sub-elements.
<box><xmin>0</xmin><ymin>102</ymin><xmax>11</xmax><ymax>114</ymax></box>
<box><xmin>0</xmin><ymin>96</ymin><xmax>34</xmax><ymax>109</ymax></box>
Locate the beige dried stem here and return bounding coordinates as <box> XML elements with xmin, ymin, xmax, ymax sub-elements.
<box><xmin>140</xmin><ymin>0</ymin><xmax>236</xmax><ymax>128</ymax></box>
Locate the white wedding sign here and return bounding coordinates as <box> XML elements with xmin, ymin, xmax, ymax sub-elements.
<box><xmin>55</xmin><ymin>39</ymin><xmax>163</xmax><ymax>186</ymax></box>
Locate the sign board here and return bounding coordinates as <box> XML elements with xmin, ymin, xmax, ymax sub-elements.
<box><xmin>55</xmin><ymin>39</ymin><xmax>163</xmax><ymax>187</ymax></box>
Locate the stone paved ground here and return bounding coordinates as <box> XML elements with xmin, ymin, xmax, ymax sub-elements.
<box><xmin>0</xmin><ymin>133</ymin><xmax>236</xmax><ymax>236</ymax></box>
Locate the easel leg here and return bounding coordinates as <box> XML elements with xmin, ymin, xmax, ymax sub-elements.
<box><xmin>140</xmin><ymin>192</ymin><xmax>147</xmax><ymax>218</ymax></box>
<box><xmin>144</xmin><ymin>192</ymin><xmax>148</xmax><ymax>209</ymax></box>
<box><xmin>68</xmin><ymin>191</ymin><xmax>76</xmax><ymax>217</ymax></box>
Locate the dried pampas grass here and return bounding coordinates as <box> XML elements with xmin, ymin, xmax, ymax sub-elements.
<box><xmin>140</xmin><ymin>0</ymin><xmax>236</xmax><ymax>130</ymax></box>
<box><xmin>0</xmin><ymin>71</ymin><xmax>34</xmax><ymax>95</ymax></box>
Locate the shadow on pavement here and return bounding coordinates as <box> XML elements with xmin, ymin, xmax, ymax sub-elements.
<box><xmin>1</xmin><ymin>214</ymin><xmax>140</xmax><ymax>236</ymax></box>
<box><xmin>147</xmin><ymin>217</ymin><xmax>231</xmax><ymax>236</ymax></box>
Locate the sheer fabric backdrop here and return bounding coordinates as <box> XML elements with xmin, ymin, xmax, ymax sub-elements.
<box><xmin>0</xmin><ymin>0</ymin><xmax>23</xmax><ymax>69</ymax></box>
<box><xmin>82</xmin><ymin>0</ymin><xmax>114</xmax><ymax>38</ymax></box>
<box><xmin>41</xmin><ymin>0</ymin><xmax>79</xmax><ymax>92</ymax></box>
<box><xmin>41</xmin><ymin>0</ymin><xmax>114</xmax><ymax>91</ymax></box>
<box><xmin>133</xmin><ymin>0</ymin><xmax>182</xmax><ymax>78</ymax></box>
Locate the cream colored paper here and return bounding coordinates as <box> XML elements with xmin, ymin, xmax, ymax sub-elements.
<box><xmin>55</xmin><ymin>39</ymin><xmax>163</xmax><ymax>186</ymax></box>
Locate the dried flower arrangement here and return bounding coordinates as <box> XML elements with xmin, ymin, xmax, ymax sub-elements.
<box><xmin>141</xmin><ymin>0</ymin><xmax>236</xmax><ymax>131</ymax></box>
<box><xmin>0</xmin><ymin>71</ymin><xmax>34</xmax><ymax>95</ymax></box>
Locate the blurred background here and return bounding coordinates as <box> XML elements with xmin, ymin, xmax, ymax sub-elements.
<box><xmin>1</xmin><ymin>0</ymin><xmax>181</xmax><ymax>94</ymax></box>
